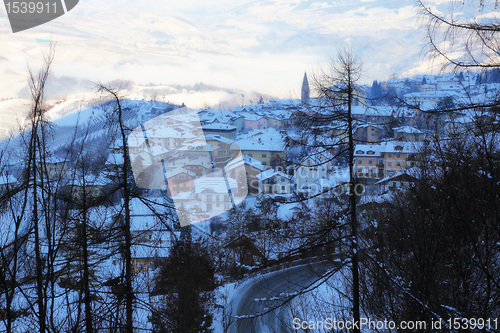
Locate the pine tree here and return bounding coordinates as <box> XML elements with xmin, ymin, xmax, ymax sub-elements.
<box><xmin>151</xmin><ymin>238</ymin><xmax>216</xmax><ymax>333</ymax></box>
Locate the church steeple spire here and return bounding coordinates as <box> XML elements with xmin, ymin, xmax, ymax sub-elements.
<box><xmin>301</xmin><ymin>72</ymin><xmax>310</xmax><ymax>104</ymax></box>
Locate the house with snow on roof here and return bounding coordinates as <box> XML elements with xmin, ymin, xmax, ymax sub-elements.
<box><xmin>353</xmin><ymin>124</ymin><xmax>383</xmax><ymax>143</ymax></box>
<box><xmin>198</xmin><ymin>109</ymin><xmax>246</xmax><ymax>132</ymax></box>
<box><xmin>167</xmin><ymin>168</ymin><xmax>195</xmax><ymax>196</ymax></box>
<box><xmin>242</xmin><ymin>113</ymin><xmax>269</xmax><ymax>131</ymax></box>
<box><xmin>62</xmin><ymin>173</ymin><xmax>117</xmax><ymax>208</ymax></box>
<box><xmin>293</xmin><ymin>154</ymin><xmax>331</xmax><ymax>193</ymax></box>
<box><xmin>256</xmin><ymin>169</ymin><xmax>292</xmax><ymax>195</ymax></box>
<box><xmin>351</xmin><ymin>106</ymin><xmax>396</xmax><ymax>124</ymax></box>
<box><xmin>375</xmin><ymin>168</ymin><xmax>418</xmax><ymax>194</ymax></box>
<box><xmin>226</xmin><ymin>155</ymin><xmax>265</xmax><ymax>194</ymax></box>
<box><xmin>194</xmin><ymin>176</ymin><xmax>239</xmax><ymax>217</ymax></box>
<box><xmin>168</xmin><ymin>158</ymin><xmax>212</xmax><ymax>177</ymax></box>
<box><xmin>202</xmin><ymin>123</ymin><xmax>237</xmax><ymax>139</ymax></box>
<box><xmin>204</xmin><ymin>134</ymin><xmax>234</xmax><ymax>166</ymax></box>
<box><xmin>355</xmin><ymin>141</ymin><xmax>422</xmax><ymax>179</ymax></box>
<box><xmin>232</xmin><ymin>128</ymin><xmax>286</xmax><ymax>167</ymax></box>
<box><xmin>354</xmin><ymin>145</ymin><xmax>384</xmax><ymax>179</ymax></box>
<box><xmin>37</xmin><ymin>157</ymin><xmax>68</xmax><ymax>180</ymax></box>
<box><xmin>393</xmin><ymin>126</ymin><xmax>426</xmax><ymax>141</ymax></box>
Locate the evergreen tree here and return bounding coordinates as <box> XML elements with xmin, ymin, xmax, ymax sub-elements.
<box><xmin>151</xmin><ymin>238</ymin><xmax>216</xmax><ymax>333</ymax></box>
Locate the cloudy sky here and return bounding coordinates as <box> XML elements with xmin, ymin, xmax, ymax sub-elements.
<box><xmin>0</xmin><ymin>0</ymin><xmax>455</xmax><ymax>99</ymax></box>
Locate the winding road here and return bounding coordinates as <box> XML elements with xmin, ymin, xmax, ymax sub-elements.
<box><xmin>230</xmin><ymin>259</ymin><xmax>341</xmax><ymax>333</ymax></box>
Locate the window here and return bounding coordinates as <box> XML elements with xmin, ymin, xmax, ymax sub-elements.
<box><xmin>388</xmin><ymin>162</ymin><xmax>392</xmax><ymax>166</ymax></box>
<box><xmin>358</xmin><ymin>160</ymin><xmax>362</xmax><ymax>164</ymax></box>
<box><xmin>396</xmin><ymin>153</ymin><xmax>401</xmax><ymax>158</ymax></box>
<box><xmin>369</xmin><ymin>160</ymin><xmax>373</xmax><ymax>165</ymax></box>
<box><xmin>262</xmin><ymin>154</ymin><xmax>267</xmax><ymax>158</ymax></box>
<box><xmin>396</xmin><ymin>162</ymin><xmax>401</xmax><ymax>167</ymax></box>
<box><xmin>387</xmin><ymin>153</ymin><xmax>392</xmax><ymax>157</ymax></box>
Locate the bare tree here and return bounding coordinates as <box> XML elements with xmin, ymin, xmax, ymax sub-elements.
<box><xmin>284</xmin><ymin>48</ymin><xmax>363</xmax><ymax>332</ymax></box>
<box><xmin>328</xmin><ymin>49</ymin><xmax>362</xmax><ymax>333</ymax></box>
<box><xmin>24</xmin><ymin>43</ymin><xmax>56</xmax><ymax>333</ymax></box>
<box><xmin>417</xmin><ymin>0</ymin><xmax>500</xmax><ymax>116</ymax></box>
<box><xmin>97</xmin><ymin>84</ymin><xmax>134</xmax><ymax>333</ymax></box>
<box><xmin>419</xmin><ymin>0</ymin><xmax>500</xmax><ymax>71</ymax></box>
<box><xmin>0</xmin><ymin>140</ymin><xmax>31</xmax><ymax>333</ymax></box>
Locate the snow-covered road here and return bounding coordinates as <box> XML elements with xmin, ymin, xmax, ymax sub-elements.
<box><xmin>229</xmin><ymin>260</ymin><xmax>340</xmax><ymax>333</ymax></box>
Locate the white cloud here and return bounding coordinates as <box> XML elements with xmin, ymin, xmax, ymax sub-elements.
<box><xmin>0</xmin><ymin>0</ymin><xmax>436</xmax><ymax>99</ymax></box>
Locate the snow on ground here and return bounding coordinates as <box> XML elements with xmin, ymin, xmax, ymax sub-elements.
<box><xmin>287</xmin><ymin>265</ymin><xmax>351</xmax><ymax>327</ymax></box>
<box><xmin>0</xmin><ymin>98</ymin><xmax>32</xmax><ymax>139</ymax></box>
<box><xmin>212</xmin><ymin>282</ymin><xmax>238</xmax><ymax>333</ymax></box>
<box><xmin>211</xmin><ymin>261</ymin><xmax>350</xmax><ymax>332</ymax></box>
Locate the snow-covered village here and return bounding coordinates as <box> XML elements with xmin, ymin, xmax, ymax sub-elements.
<box><xmin>0</xmin><ymin>0</ymin><xmax>499</xmax><ymax>332</ymax></box>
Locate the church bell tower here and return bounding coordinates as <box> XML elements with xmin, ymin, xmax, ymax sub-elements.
<box><xmin>301</xmin><ymin>72</ymin><xmax>310</xmax><ymax>104</ymax></box>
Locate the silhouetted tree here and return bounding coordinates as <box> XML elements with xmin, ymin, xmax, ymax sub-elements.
<box><xmin>363</xmin><ymin>127</ymin><xmax>500</xmax><ymax>324</ymax></box>
<box><xmin>151</xmin><ymin>238</ymin><xmax>216</xmax><ymax>333</ymax></box>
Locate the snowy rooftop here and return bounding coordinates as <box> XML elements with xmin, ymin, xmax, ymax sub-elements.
<box><xmin>148</xmin><ymin>126</ymin><xmax>197</xmax><ymax>140</ymax></box>
<box><xmin>256</xmin><ymin>169</ymin><xmax>291</xmax><ymax>181</ymax></box>
<box><xmin>194</xmin><ymin>176</ymin><xmax>237</xmax><ymax>194</ymax></box>
<box><xmin>226</xmin><ymin>155</ymin><xmax>265</xmax><ymax>172</ymax></box>
<box><xmin>354</xmin><ymin>123</ymin><xmax>384</xmax><ymax>130</ymax></box>
<box><xmin>354</xmin><ymin>144</ymin><xmax>382</xmax><ymax>157</ymax></box>
<box><xmin>355</xmin><ymin>141</ymin><xmax>423</xmax><ymax>155</ymax></box>
<box><xmin>394</xmin><ymin>126</ymin><xmax>424</xmax><ymax>134</ymax></box>
<box><xmin>204</xmin><ymin>134</ymin><xmax>234</xmax><ymax>144</ymax></box>
<box><xmin>375</xmin><ymin>167</ymin><xmax>420</xmax><ymax>185</ymax></box>
<box><xmin>351</xmin><ymin>105</ymin><xmax>395</xmax><ymax>117</ymax></box>
<box><xmin>233</xmin><ymin>128</ymin><xmax>286</xmax><ymax>152</ymax></box>
<box><xmin>202</xmin><ymin>123</ymin><xmax>237</xmax><ymax>131</ymax></box>
<box><xmin>167</xmin><ymin>168</ymin><xmax>196</xmax><ymax>178</ymax></box>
